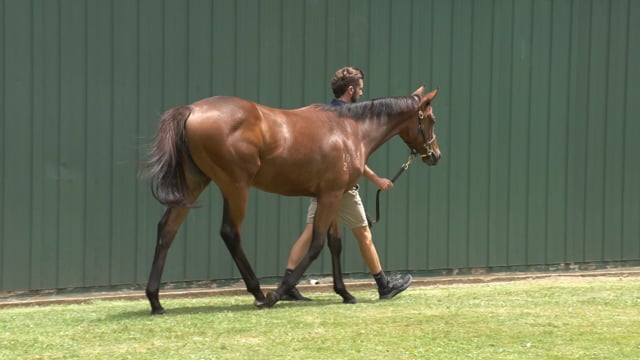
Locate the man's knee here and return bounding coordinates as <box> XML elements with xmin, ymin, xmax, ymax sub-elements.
<box><xmin>352</xmin><ymin>226</ymin><xmax>373</xmax><ymax>244</ymax></box>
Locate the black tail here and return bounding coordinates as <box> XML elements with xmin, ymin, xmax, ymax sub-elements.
<box><xmin>142</xmin><ymin>105</ymin><xmax>194</xmax><ymax>207</ymax></box>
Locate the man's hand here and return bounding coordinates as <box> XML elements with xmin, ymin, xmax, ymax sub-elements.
<box><xmin>364</xmin><ymin>165</ymin><xmax>394</xmax><ymax>191</ymax></box>
<box><xmin>374</xmin><ymin>177</ymin><xmax>393</xmax><ymax>191</ymax></box>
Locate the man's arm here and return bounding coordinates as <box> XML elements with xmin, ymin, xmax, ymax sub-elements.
<box><xmin>363</xmin><ymin>165</ymin><xmax>393</xmax><ymax>191</ymax></box>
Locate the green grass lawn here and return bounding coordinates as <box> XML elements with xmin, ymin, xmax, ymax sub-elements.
<box><xmin>1</xmin><ymin>277</ymin><xmax>639</xmax><ymax>359</ymax></box>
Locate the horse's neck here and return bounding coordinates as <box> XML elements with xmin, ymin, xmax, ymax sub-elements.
<box><xmin>360</xmin><ymin>114</ymin><xmax>409</xmax><ymax>157</ymax></box>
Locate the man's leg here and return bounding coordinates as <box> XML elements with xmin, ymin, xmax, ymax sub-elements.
<box><xmin>286</xmin><ymin>223</ymin><xmax>313</xmax><ymax>270</ymax></box>
<box><xmin>350</xmin><ymin>225</ymin><xmax>382</xmax><ymax>274</ymax></box>
<box><xmin>351</xmin><ymin>225</ymin><xmax>412</xmax><ymax>300</ymax></box>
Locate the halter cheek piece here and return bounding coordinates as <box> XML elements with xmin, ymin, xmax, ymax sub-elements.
<box><xmin>407</xmin><ymin>110</ymin><xmax>436</xmax><ymax>158</ymax></box>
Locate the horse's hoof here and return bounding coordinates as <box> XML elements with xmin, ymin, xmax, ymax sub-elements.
<box><xmin>343</xmin><ymin>297</ymin><xmax>357</xmax><ymax>304</ymax></box>
<box><xmin>254</xmin><ymin>299</ymin><xmax>269</xmax><ymax>309</ymax></box>
<box><xmin>263</xmin><ymin>290</ymin><xmax>280</xmax><ymax>308</ymax></box>
<box><xmin>151</xmin><ymin>307</ymin><xmax>166</xmax><ymax>315</ymax></box>
<box><xmin>254</xmin><ymin>292</ymin><xmax>279</xmax><ymax>309</ymax></box>
<box><xmin>337</xmin><ymin>290</ymin><xmax>357</xmax><ymax>304</ymax></box>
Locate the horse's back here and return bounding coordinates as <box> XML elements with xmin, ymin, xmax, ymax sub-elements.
<box><xmin>188</xmin><ymin>96</ymin><xmax>340</xmax><ymax>152</ymax></box>
<box><xmin>184</xmin><ymin>96</ymin><xmax>361</xmax><ymax>196</ymax></box>
<box><xmin>189</xmin><ymin>96</ymin><xmax>257</xmax><ymax>122</ymax></box>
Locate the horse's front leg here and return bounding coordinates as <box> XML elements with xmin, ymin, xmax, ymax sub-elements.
<box><xmin>327</xmin><ymin>221</ymin><xmax>356</xmax><ymax>304</ymax></box>
<box><xmin>265</xmin><ymin>194</ymin><xmax>341</xmax><ymax>308</ymax></box>
<box><xmin>220</xmin><ymin>197</ymin><xmax>266</xmax><ymax>307</ymax></box>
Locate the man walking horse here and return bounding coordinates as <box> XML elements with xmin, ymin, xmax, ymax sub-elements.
<box><xmin>142</xmin><ymin>68</ymin><xmax>441</xmax><ymax>314</ymax></box>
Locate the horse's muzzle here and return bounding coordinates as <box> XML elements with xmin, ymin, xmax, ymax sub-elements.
<box><xmin>422</xmin><ymin>149</ymin><xmax>441</xmax><ymax>166</ymax></box>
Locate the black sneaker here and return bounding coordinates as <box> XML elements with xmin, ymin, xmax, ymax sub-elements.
<box><xmin>378</xmin><ymin>274</ymin><xmax>412</xmax><ymax>300</ymax></box>
<box><xmin>280</xmin><ymin>287</ymin><xmax>312</xmax><ymax>301</ymax></box>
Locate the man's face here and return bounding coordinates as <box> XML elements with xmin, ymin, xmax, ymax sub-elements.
<box><xmin>350</xmin><ymin>79</ymin><xmax>364</xmax><ymax>103</ymax></box>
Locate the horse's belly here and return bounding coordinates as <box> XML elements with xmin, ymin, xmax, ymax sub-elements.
<box><xmin>251</xmin><ymin>174</ymin><xmax>314</xmax><ymax>197</ymax></box>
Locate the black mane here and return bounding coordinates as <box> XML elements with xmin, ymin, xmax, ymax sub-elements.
<box><xmin>319</xmin><ymin>95</ymin><xmax>420</xmax><ymax>120</ymax></box>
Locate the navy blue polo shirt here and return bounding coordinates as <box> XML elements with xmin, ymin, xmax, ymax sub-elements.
<box><xmin>330</xmin><ymin>98</ymin><xmax>347</xmax><ymax>106</ymax></box>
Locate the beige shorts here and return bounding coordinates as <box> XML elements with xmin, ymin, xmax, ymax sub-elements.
<box><xmin>306</xmin><ymin>188</ymin><xmax>368</xmax><ymax>228</ymax></box>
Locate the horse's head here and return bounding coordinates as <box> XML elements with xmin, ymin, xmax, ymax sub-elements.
<box><xmin>403</xmin><ymin>86</ymin><xmax>441</xmax><ymax>166</ymax></box>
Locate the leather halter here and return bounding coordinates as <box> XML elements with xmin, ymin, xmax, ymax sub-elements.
<box><xmin>406</xmin><ymin>109</ymin><xmax>437</xmax><ymax>157</ymax></box>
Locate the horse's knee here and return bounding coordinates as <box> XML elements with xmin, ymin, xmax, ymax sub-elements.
<box><xmin>307</xmin><ymin>239</ymin><xmax>325</xmax><ymax>261</ymax></box>
<box><xmin>220</xmin><ymin>223</ymin><xmax>239</xmax><ymax>248</ymax></box>
<box><xmin>327</xmin><ymin>234</ymin><xmax>342</xmax><ymax>252</ymax></box>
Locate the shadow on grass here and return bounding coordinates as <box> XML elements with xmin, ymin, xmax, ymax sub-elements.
<box><xmin>107</xmin><ymin>294</ymin><xmax>379</xmax><ymax>320</ymax></box>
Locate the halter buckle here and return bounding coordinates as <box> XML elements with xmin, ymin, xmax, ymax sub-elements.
<box><xmin>403</xmin><ymin>153</ymin><xmax>417</xmax><ymax>169</ymax></box>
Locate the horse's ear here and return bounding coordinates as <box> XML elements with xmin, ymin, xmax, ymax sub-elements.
<box><xmin>412</xmin><ymin>86</ymin><xmax>425</xmax><ymax>96</ymax></box>
<box><xmin>421</xmin><ymin>87</ymin><xmax>439</xmax><ymax>105</ymax></box>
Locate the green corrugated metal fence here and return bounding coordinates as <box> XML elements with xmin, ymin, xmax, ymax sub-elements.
<box><xmin>1</xmin><ymin>0</ymin><xmax>639</xmax><ymax>292</ymax></box>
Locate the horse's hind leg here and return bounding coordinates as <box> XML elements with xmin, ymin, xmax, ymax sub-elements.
<box><xmin>219</xmin><ymin>195</ymin><xmax>266</xmax><ymax>307</ymax></box>
<box><xmin>146</xmin><ymin>176</ymin><xmax>209</xmax><ymax>315</ymax></box>
<box><xmin>327</xmin><ymin>222</ymin><xmax>356</xmax><ymax>304</ymax></box>
<box><xmin>146</xmin><ymin>207</ymin><xmax>191</xmax><ymax>314</ymax></box>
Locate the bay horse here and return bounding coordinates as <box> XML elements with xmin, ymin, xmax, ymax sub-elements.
<box><xmin>143</xmin><ymin>86</ymin><xmax>440</xmax><ymax>314</ymax></box>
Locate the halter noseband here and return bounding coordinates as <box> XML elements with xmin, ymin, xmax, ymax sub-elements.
<box><xmin>407</xmin><ymin>110</ymin><xmax>436</xmax><ymax>157</ymax></box>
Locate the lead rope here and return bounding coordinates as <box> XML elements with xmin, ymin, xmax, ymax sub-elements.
<box><xmin>368</xmin><ymin>151</ymin><xmax>417</xmax><ymax>227</ymax></box>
